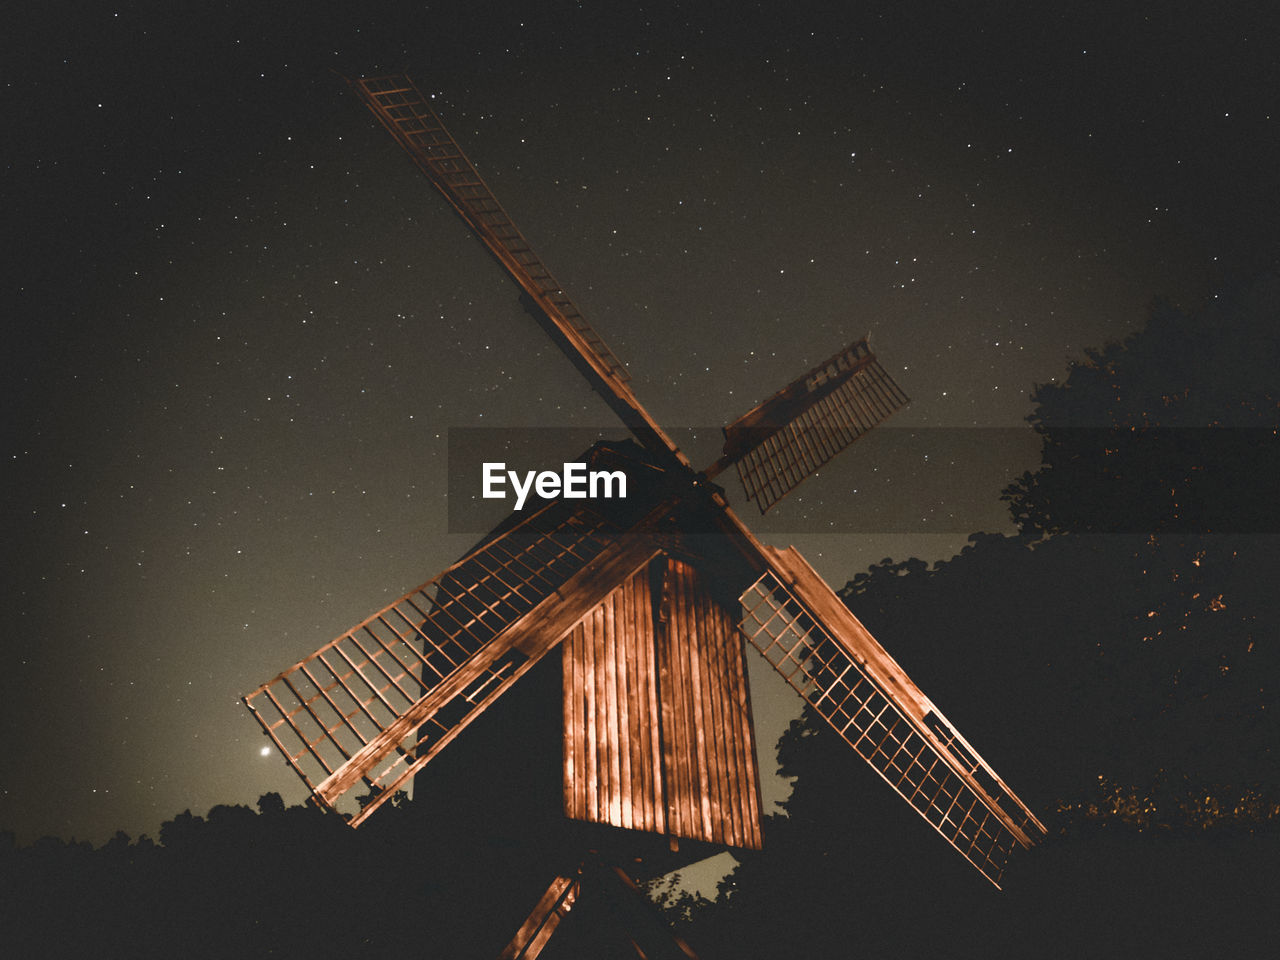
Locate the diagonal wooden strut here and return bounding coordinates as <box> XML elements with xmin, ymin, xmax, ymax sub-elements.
<box><xmin>499</xmin><ymin>874</ymin><xmax>580</xmax><ymax>960</ymax></box>
<box><xmin>499</xmin><ymin>865</ymin><xmax>701</xmax><ymax>960</ymax></box>
<box><xmin>738</xmin><ymin>545</ymin><xmax>1046</xmax><ymax>887</ymax></box>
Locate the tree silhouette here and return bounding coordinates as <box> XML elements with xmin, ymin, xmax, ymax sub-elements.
<box><xmin>1003</xmin><ymin>276</ymin><xmax>1280</xmax><ymax>535</ymax></box>
<box><xmin>664</xmin><ymin>278</ymin><xmax>1280</xmax><ymax>957</ymax></box>
<box><xmin>0</xmin><ymin>793</ymin><xmax>504</xmax><ymax>958</ymax></box>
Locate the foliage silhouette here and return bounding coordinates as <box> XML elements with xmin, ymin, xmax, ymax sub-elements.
<box><xmin>1003</xmin><ymin>275</ymin><xmax>1280</xmax><ymax>535</ymax></box>
<box><xmin>0</xmin><ymin>792</ymin><xmax>553</xmax><ymax>959</ymax></box>
<box><xmin>662</xmin><ymin>278</ymin><xmax>1280</xmax><ymax>956</ymax></box>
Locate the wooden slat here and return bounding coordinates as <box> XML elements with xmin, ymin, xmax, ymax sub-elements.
<box><xmin>592</xmin><ymin>602</ymin><xmax>610</xmax><ymax>821</ymax></box>
<box><xmin>604</xmin><ymin>590</ymin><xmax>623</xmax><ymax>826</ymax></box>
<box><xmin>581</xmin><ymin>600</ymin><xmax>597</xmax><ymax>822</ymax></box>
<box><xmin>615</xmin><ymin>585</ymin><xmax>637</xmax><ymax>830</ymax></box>
<box><xmin>656</xmin><ymin>563</ymin><xmax>688</xmax><ymax>839</ymax></box>
<box><xmin>620</xmin><ymin>575</ymin><xmax>641</xmax><ymax>831</ymax></box>
<box><xmin>639</xmin><ymin>570</ymin><xmax>666</xmax><ymax>837</ymax></box>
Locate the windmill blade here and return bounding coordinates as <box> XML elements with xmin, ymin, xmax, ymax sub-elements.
<box><xmin>738</xmin><ymin>544</ymin><xmax>1045</xmax><ymax>887</ymax></box>
<box><xmin>710</xmin><ymin>338</ymin><xmax>909</xmax><ymax>513</ymax></box>
<box><xmin>244</xmin><ymin>500</ymin><xmax>663</xmax><ymax>825</ymax></box>
<box><xmin>348</xmin><ymin>74</ymin><xmax>692</xmax><ymax>470</ymax></box>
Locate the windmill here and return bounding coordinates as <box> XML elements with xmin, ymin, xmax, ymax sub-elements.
<box><xmin>243</xmin><ymin>74</ymin><xmax>1046</xmax><ymax>958</ymax></box>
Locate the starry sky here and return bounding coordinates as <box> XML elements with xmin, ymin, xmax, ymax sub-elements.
<box><xmin>3</xmin><ymin>1</ymin><xmax>1277</xmax><ymax>850</ymax></box>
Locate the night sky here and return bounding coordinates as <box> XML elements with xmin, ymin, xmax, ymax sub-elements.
<box><xmin>4</xmin><ymin>1</ymin><xmax>1277</xmax><ymax>858</ymax></box>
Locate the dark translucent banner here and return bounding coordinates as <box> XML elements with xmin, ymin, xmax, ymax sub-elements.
<box><xmin>444</xmin><ymin>426</ymin><xmax>1279</xmax><ymax>536</ymax></box>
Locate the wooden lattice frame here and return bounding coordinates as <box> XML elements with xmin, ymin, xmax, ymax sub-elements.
<box><xmin>244</xmin><ymin>501</ymin><xmax>620</xmax><ymax>823</ymax></box>
<box><xmin>739</xmin><ymin>568</ymin><xmax>1041</xmax><ymax>886</ymax></box>
<box><xmin>725</xmin><ymin>341</ymin><xmax>910</xmax><ymax>512</ymax></box>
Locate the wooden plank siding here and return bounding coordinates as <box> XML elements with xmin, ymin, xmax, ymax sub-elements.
<box><xmin>562</xmin><ymin>555</ymin><xmax>764</xmax><ymax>851</ymax></box>
<box><xmin>564</xmin><ymin>567</ymin><xmax>663</xmax><ymax>834</ymax></box>
<box><xmin>658</xmin><ymin>557</ymin><xmax>764</xmax><ymax>850</ymax></box>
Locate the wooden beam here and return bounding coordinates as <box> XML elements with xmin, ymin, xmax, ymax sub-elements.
<box><xmin>497</xmin><ymin>874</ymin><xmax>579</xmax><ymax>960</ymax></box>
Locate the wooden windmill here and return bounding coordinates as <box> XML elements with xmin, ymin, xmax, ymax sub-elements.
<box><xmin>243</xmin><ymin>74</ymin><xmax>1046</xmax><ymax>958</ymax></box>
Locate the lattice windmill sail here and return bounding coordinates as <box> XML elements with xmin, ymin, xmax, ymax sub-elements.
<box><xmin>243</xmin><ymin>73</ymin><xmax>1046</xmax><ymax>959</ymax></box>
